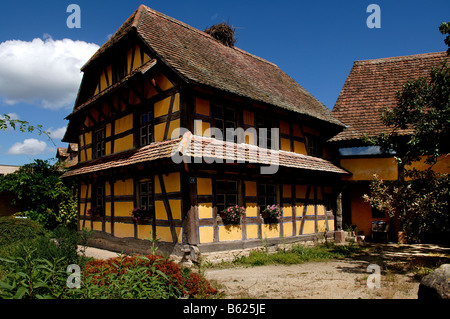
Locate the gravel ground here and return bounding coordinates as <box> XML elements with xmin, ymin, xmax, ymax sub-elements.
<box><xmin>204</xmin><ymin>243</ymin><xmax>450</xmax><ymax>299</ymax></box>
<box><xmin>205</xmin><ymin>259</ymin><xmax>418</xmax><ymax>299</ymax></box>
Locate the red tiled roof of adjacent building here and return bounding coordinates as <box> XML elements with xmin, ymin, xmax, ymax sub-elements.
<box><xmin>79</xmin><ymin>4</ymin><xmax>343</xmax><ymax>127</ymax></box>
<box><xmin>61</xmin><ymin>132</ymin><xmax>348</xmax><ymax>178</ymax></box>
<box><xmin>330</xmin><ymin>51</ymin><xmax>448</xmax><ymax>143</ymax></box>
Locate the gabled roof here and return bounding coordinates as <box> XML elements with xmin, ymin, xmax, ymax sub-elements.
<box><xmin>61</xmin><ymin>131</ymin><xmax>348</xmax><ymax>178</ymax></box>
<box><xmin>78</xmin><ymin>4</ymin><xmax>342</xmax><ymax>127</ymax></box>
<box><xmin>330</xmin><ymin>51</ymin><xmax>448</xmax><ymax>143</ymax></box>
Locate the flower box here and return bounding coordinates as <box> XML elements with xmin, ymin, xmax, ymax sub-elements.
<box><xmin>219</xmin><ymin>205</ymin><xmax>245</xmax><ymax>225</ymax></box>
<box><xmin>131</xmin><ymin>207</ymin><xmax>153</xmax><ymax>224</ymax></box>
<box><xmin>262</xmin><ymin>204</ymin><xmax>282</xmax><ymax>223</ymax></box>
<box><xmin>88</xmin><ymin>206</ymin><xmax>104</xmax><ymax>220</ymax></box>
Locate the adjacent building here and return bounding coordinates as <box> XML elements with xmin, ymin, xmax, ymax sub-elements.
<box><xmin>330</xmin><ymin>51</ymin><xmax>449</xmax><ymax>239</ymax></box>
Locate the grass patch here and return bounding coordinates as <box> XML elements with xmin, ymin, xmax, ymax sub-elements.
<box><xmin>232</xmin><ymin>243</ymin><xmax>362</xmax><ymax>267</ymax></box>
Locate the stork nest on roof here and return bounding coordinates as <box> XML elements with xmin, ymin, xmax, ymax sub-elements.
<box><xmin>204</xmin><ymin>23</ymin><xmax>236</xmax><ymax>48</ymax></box>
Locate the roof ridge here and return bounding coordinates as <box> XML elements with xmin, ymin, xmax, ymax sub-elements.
<box><xmin>354</xmin><ymin>51</ymin><xmax>447</xmax><ymax>65</ymax></box>
<box><xmin>141</xmin><ymin>5</ymin><xmax>278</xmax><ymax>67</ymax></box>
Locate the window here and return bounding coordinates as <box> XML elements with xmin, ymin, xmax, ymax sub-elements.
<box><xmin>92</xmin><ymin>184</ymin><xmax>105</xmax><ymax>209</ymax></box>
<box><xmin>256</xmin><ymin>116</ymin><xmax>278</xmax><ymax>150</ymax></box>
<box><xmin>372</xmin><ymin>207</ymin><xmax>385</xmax><ymax>219</ymax></box>
<box><xmin>212</xmin><ymin>105</ymin><xmax>237</xmax><ymax>142</ymax></box>
<box><xmin>215</xmin><ymin>180</ymin><xmax>238</xmax><ymax>213</ymax></box>
<box><xmin>306</xmin><ymin>136</ymin><xmax>321</xmax><ymax>157</ymax></box>
<box><xmin>138</xmin><ymin>180</ymin><xmax>154</xmax><ymax>213</ymax></box>
<box><xmin>258</xmin><ymin>183</ymin><xmax>277</xmax><ymax>213</ymax></box>
<box><xmin>139</xmin><ymin>111</ymin><xmax>153</xmax><ymax>146</ymax></box>
<box><xmin>94</xmin><ymin>128</ymin><xmax>106</xmax><ymax>158</ymax></box>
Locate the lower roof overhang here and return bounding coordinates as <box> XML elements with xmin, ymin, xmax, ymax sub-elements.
<box><xmin>61</xmin><ymin>131</ymin><xmax>350</xmax><ymax>178</ymax></box>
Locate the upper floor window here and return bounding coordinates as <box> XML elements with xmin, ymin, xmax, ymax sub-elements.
<box><xmin>256</xmin><ymin>116</ymin><xmax>278</xmax><ymax>150</ymax></box>
<box><xmin>139</xmin><ymin>111</ymin><xmax>154</xmax><ymax>147</ymax></box>
<box><xmin>307</xmin><ymin>136</ymin><xmax>321</xmax><ymax>157</ymax></box>
<box><xmin>212</xmin><ymin>105</ymin><xmax>237</xmax><ymax>142</ymax></box>
<box><xmin>94</xmin><ymin>128</ymin><xmax>106</xmax><ymax>158</ymax></box>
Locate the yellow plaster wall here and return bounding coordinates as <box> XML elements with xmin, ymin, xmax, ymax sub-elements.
<box><xmin>114</xmin><ymin>134</ymin><xmax>133</xmax><ymax>153</ymax></box>
<box><xmin>196</xmin><ymin>98</ymin><xmax>210</xmax><ymax>116</ymax></box>
<box><xmin>115</xmin><ymin>113</ymin><xmax>133</xmax><ymax>135</ymax></box>
<box><xmin>406</xmin><ymin>155</ymin><xmax>450</xmax><ymax>176</ymax></box>
<box><xmin>283</xmin><ymin>205</ymin><xmax>292</xmax><ymax>217</ymax></box>
<box><xmin>294</xmin><ymin>141</ymin><xmax>307</xmax><ymax>155</ymax></box>
<box><xmin>283</xmin><ymin>222</ymin><xmax>293</xmax><ymax>237</ymax></box>
<box><xmin>114</xmin><ymin>202</ymin><xmax>134</xmax><ymax>218</ymax></box>
<box><xmin>194</xmin><ymin>120</ymin><xmax>211</xmax><ymax>137</ymax></box>
<box><xmin>155</xmin><ymin>199</ymin><xmax>182</xmax><ymax>220</ymax></box>
<box><xmin>198</xmin><ymin>203</ymin><xmax>213</xmax><ymax>219</ymax></box>
<box><xmin>219</xmin><ymin>225</ymin><xmax>242</xmax><ymax>241</ymax></box>
<box><xmin>155</xmin><ymin>73</ymin><xmax>173</xmax><ymax>91</ymax></box>
<box><xmin>155</xmin><ymin>96</ymin><xmax>172</xmax><ymax>118</ymax></box>
<box><xmin>246</xmin><ymin>224</ymin><xmax>259</xmax><ymax>239</ymax></box>
<box><xmin>197</xmin><ymin>178</ymin><xmax>212</xmax><ymax>195</ymax></box>
<box><xmin>317</xmin><ymin>220</ymin><xmax>327</xmax><ymax>233</ymax></box>
<box><xmin>199</xmin><ymin>226</ymin><xmax>214</xmax><ymax>244</ymax></box>
<box><xmin>303</xmin><ymin>220</ymin><xmax>315</xmax><ymax>234</ymax></box>
<box><xmin>328</xmin><ymin>220</ymin><xmax>335</xmax><ymax>231</ymax></box>
<box><xmin>245</xmin><ymin>181</ymin><xmax>257</xmax><ymax>197</ymax></box>
<box><xmin>341</xmin><ymin>157</ymin><xmax>398</xmax><ymax>181</ymax></box>
<box><xmin>281</xmin><ymin>138</ymin><xmax>291</xmax><ymax>152</ymax></box>
<box><xmin>137</xmin><ymin>225</ymin><xmax>153</xmax><ymax>240</ymax></box>
<box><xmin>262</xmin><ymin>224</ymin><xmax>279</xmax><ymax>238</ymax></box>
<box><xmin>114</xmin><ymin>179</ymin><xmax>134</xmax><ymax>196</ymax></box>
<box><xmin>156</xmin><ymin>226</ymin><xmax>183</xmax><ymax>243</ymax></box>
<box><xmin>114</xmin><ymin>223</ymin><xmax>135</xmax><ymax>238</ymax></box>
<box><xmin>155</xmin><ymin>172</ymin><xmax>181</xmax><ymax>194</ymax></box>
<box><xmin>246</xmin><ymin>203</ymin><xmax>257</xmax><ymax>218</ymax></box>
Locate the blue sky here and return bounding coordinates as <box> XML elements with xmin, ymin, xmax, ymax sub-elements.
<box><xmin>0</xmin><ymin>0</ymin><xmax>448</xmax><ymax>166</ymax></box>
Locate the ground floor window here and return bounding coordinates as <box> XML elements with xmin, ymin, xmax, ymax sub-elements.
<box><xmin>258</xmin><ymin>183</ymin><xmax>277</xmax><ymax>213</ymax></box>
<box><xmin>215</xmin><ymin>179</ymin><xmax>238</xmax><ymax>213</ymax></box>
<box><xmin>138</xmin><ymin>179</ymin><xmax>154</xmax><ymax>213</ymax></box>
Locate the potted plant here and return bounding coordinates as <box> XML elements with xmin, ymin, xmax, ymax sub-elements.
<box><xmin>219</xmin><ymin>205</ymin><xmax>245</xmax><ymax>225</ymax></box>
<box><xmin>262</xmin><ymin>204</ymin><xmax>282</xmax><ymax>223</ymax></box>
<box><xmin>87</xmin><ymin>206</ymin><xmax>104</xmax><ymax>220</ymax></box>
<box><xmin>132</xmin><ymin>207</ymin><xmax>153</xmax><ymax>224</ymax></box>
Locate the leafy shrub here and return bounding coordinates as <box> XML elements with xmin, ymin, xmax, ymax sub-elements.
<box><xmin>84</xmin><ymin>255</ymin><xmax>218</xmax><ymax>299</ymax></box>
<box><xmin>0</xmin><ymin>159</ymin><xmax>78</xmax><ymax>230</ymax></box>
<box><xmin>0</xmin><ymin>246</ymin><xmax>70</xmax><ymax>299</ymax></box>
<box><xmin>0</xmin><ymin>217</ymin><xmax>47</xmax><ymax>247</ymax></box>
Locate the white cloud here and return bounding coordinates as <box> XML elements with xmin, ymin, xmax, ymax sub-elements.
<box><xmin>0</xmin><ymin>35</ymin><xmax>99</xmax><ymax>109</ymax></box>
<box><xmin>48</xmin><ymin>126</ymin><xmax>67</xmax><ymax>141</ymax></box>
<box><xmin>7</xmin><ymin>138</ymin><xmax>54</xmax><ymax>156</ymax></box>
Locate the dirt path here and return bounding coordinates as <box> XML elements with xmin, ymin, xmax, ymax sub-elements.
<box><xmin>204</xmin><ymin>243</ymin><xmax>450</xmax><ymax>299</ymax></box>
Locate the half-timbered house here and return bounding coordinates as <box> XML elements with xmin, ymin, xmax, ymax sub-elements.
<box><xmin>62</xmin><ymin>5</ymin><xmax>348</xmax><ymax>259</ymax></box>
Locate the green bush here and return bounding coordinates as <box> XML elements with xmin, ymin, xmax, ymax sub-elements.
<box><xmin>0</xmin><ymin>217</ymin><xmax>47</xmax><ymax>247</ymax></box>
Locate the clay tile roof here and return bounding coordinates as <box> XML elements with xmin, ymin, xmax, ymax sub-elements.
<box><xmin>56</xmin><ymin>147</ymin><xmax>69</xmax><ymax>159</ymax></box>
<box><xmin>330</xmin><ymin>51</ymin><xmax>448</xmax><ymax>143</ymax></box>
<box><xmin>80</xmin><ymin>5</ymin><xmax>342</xmax><ymax>127</ymax></box>
<box><xmin>62</xmin><ymin>132</ymin><xmax>348</xmax><ymax>178</ymax></box>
